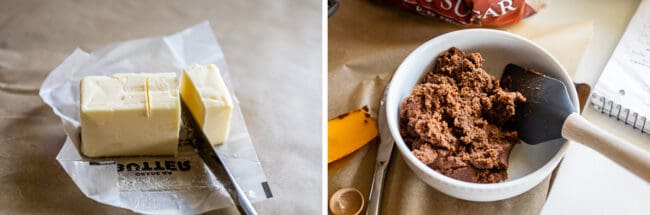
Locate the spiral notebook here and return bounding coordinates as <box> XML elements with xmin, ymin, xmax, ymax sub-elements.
<box><xmin>591</xmin><ymin>0</ymin><xmax>650</xmax><ymax>134</ymax></box>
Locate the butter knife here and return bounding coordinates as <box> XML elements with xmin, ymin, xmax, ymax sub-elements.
<box><xmin>366</xmin><ymin>82</ymin><xmax>394</xmax><ymax>215</ymax></box>
<box><xmin>181</xmin><ymin>100</ymin><xmax>257</xmax><ymax>215</ymax></box>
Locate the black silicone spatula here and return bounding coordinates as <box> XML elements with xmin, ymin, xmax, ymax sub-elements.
<box><xmin>502</xmin><ymin>64</ymin><xmax>650</xmax><ymax>182</ymax></box>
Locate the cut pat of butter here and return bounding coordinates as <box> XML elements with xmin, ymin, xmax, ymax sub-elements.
<box><xmin>180</xmin><ymin>64</ymin><xmax>233</xmax><ymax>145</ymax></box>
<box><xmin>80</xmin><ymin>73</ymin><xmax>180</xmax><ymax>157</ymax></box>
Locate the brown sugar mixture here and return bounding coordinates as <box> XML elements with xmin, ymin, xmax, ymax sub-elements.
<box><xmin>399</xmin><ymin>47</ymin><xmax>526</xmax><ymax>183</ymax></box>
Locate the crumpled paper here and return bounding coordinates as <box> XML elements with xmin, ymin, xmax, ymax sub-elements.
<box><xmin>38</xmin><ymin>21</ymin><xmax>271</xmax><ymax>214</ymax></box>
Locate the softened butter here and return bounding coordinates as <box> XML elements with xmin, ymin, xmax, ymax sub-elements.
<box><xmin>180</xmin><ymin>64</ymin><xmax>233</xmax><ymax>145</ymax></box>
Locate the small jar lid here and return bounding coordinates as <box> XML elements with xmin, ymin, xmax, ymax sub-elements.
<box><xmin>329</xmin><ymin>187</ymin><xmax>365</xmax><ymax>215</ymax></box>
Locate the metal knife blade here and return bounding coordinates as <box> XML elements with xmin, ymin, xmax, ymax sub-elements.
<box><xmin>366</xmin><ymin>81</ymin><xmax>395</xmax><ymax>215</ymax></box>
<box><xmin>181</xmin><ymin>100</ymin><xmax>257</xmax><ymax>215</ymax></box>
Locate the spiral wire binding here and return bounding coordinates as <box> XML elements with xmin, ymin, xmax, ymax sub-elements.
<box><xmin>591</xmin><ymin>93</ymin><xmax>648</xmax><ymax>134</ymax></box>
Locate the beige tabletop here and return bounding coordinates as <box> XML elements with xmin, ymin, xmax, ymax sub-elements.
<box><xmin>0</xmin><ymin>0</ymin><xmax>321</xmax><ymax>214</ymax></box>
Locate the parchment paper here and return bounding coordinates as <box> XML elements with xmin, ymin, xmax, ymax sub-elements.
<box><xmin>38</xmin><ymin>22</ymin><xmax>271</xmax><ymax>214</ymax></box>
<box><xmin>328</xmin><ymin>0</ymin><xmax>592</xmax><ymax>214</ymax></box>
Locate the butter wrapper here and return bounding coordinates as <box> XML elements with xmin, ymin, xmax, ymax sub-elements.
<box><xmin>38</xmin><ymin>21</ymin><xmax>272</xmax><ymax>214</ymax></box>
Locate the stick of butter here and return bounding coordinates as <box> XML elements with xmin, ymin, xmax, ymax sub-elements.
<box><xmin>80</xmin><ymin>73</ymin><xmax>180</xmax><ymax>157</ymax></box>
<box><xmin>180</xmin><ymin>64</ymin><xmax>233</xmax><ymax>145</ymax></box>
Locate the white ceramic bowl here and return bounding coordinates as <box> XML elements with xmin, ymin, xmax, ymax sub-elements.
<box><xmin>385</xmin><ymin>29</ymin><xmax>579</xmax><ymax>201</ymax></box>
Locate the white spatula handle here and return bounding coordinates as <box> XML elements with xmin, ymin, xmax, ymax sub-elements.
<box><xmin>562</xmin><ymin>112</ymin><xmax>650</xmax><ymax>182</ymax></box>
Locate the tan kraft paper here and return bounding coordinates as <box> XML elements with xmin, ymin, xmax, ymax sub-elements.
<box><xmin>328</xmin><ymin>0</ymin><xmax>593</xmax><ymax>214</ymax></box>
